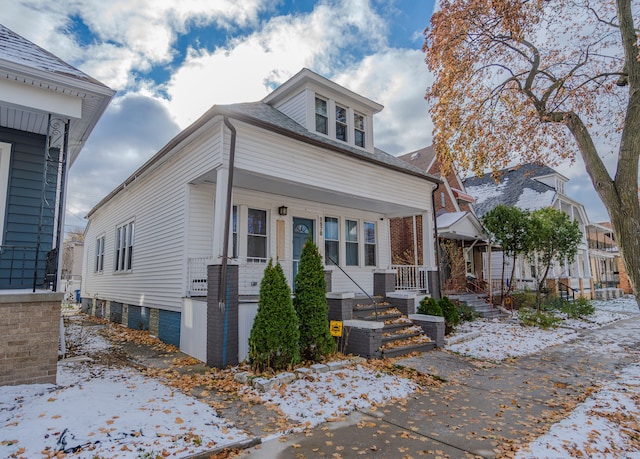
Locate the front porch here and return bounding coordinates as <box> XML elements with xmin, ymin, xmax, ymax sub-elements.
<box><xmin>186</xmin><ymin>258</ymin><xmax>431</xmax><ymax>298</ymax></box>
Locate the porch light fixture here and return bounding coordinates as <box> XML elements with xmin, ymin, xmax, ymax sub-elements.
<box><xmin>278</xmin><ymin>205</ymin><xmax>288</xmax><ymax>216</ymax></box>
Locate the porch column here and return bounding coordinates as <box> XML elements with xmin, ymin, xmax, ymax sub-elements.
<box><xmin>212</xmin><ymin>166</ymin><xmax>231</xmax><ymax>261</ymax></box>
<box><xmin>422</xmin><ymin>211</ymin><xmax>441</xmax><ymax>299</ymax></box>
<box><xmin>207</xmin><ymin>264</ymin><xmax>239</xmax><ymax>368</ymax></box>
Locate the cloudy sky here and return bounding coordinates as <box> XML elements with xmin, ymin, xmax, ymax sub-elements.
<box><xmin>1</xmin><ymin>0</ymin><xmax>611</xmax><ymax>230</ymax></box>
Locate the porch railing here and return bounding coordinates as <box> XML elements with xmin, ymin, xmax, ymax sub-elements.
<box><xmin>187</xmin><ymin>257</ymin><xmax>214</xmax><ymax>296</ymax></box>
<box><xmin>392</xmin><ymin>265</ymin><xmax>427</xmax><ymax>291</ymax></box>
<box><xmin>187</xmin><ymin>257</ymin><xmax>287</xmax><ymax>297</ymax></box>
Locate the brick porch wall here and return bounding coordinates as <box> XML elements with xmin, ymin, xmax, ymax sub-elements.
<box><xmin>0</xmin><ymin>292</ymin><xmax>63</xmax><ymax>386</ymax></box>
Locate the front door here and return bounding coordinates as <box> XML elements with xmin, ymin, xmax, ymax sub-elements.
<box><xmin>292</xmin><ymin>217</ymin><xmax>315</xmax><ymax>283</ymax></box>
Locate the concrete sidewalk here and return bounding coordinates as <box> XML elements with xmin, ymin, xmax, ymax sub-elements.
<box><xmin>236</xmin><ymin>316</ymin><xmax>640</xmax><ymax>458</ymax></box>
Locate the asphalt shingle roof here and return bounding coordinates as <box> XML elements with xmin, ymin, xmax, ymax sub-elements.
<box><xmin>0</xmin><ymin>23</ymin><xmax>106</xmax><ymax>86</ymax></box>
<box><xmin>464</xmin><ymin>164</ymin><xmax>558</xmax><ymax>218</ymax></box>
<box><xmin>220</xmin><ymin>102</ymin><xmax>438</xmax><ymax>180</ymax></box>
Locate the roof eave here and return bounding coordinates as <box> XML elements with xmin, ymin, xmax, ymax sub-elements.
<box><xmin>87</xmin><ymin>105</ymin><xmax>441</xmax><ymax>218</ymax></box>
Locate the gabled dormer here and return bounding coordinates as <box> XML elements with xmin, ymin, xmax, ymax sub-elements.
<box><xmin>533</xmin><ymin>171</ymin><xmax>569</xmax><ymax>195</ymax></box>
<box><xmin>262</xmin><ymin>68</ymin><xmax>383</xmax><ymax>154</ymax></box>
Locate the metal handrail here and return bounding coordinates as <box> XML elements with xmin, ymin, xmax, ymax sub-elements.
<box><xmin>465</xmin><ymin>277</ymin><xmax>497</xmax><ymax>311</ymax></box>
<box><xmin>558</xmin><ymin>281</ymin><xmax>577</xmax><ymax>301</ymax></box>
<box><xmin>325</xmin><ymin>254</ymin><xmax>379</xmax><ymax>320</ymax></box>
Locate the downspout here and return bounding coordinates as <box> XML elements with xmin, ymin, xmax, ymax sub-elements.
<box><xmin>219</xmin><ymin>116</ymin><xmax>237</xmax><ymax>310</ymax></box>
<box><xmin>217</xmin><ymin>116</ymin><xmax>236</xmax><ymax>369</ymax></box>
<box><xmin>431</xmin><ymin>183</ymin><xmax>442</xmax><ymax>298</ymax></box>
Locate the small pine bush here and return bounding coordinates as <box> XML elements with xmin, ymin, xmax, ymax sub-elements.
<box><xmin>518</xmin><ymin>308</ymin><xmax>562</xmax><ymax>329</ymax></box>
<box><xmin>561</xmin><ymin>297</ymin><xmax>595</xmax><ymax>319</ymax></box>
<box><xmin>417</xmin><ymin>297</ymin><xmax>443</xmax><ymax>316</ymax></box>
<box><xmin>249</xmin><ymin>259</ymin><xmax>300</xmax><ymax>372</ymax></box>
<box><xmin>456</xmin><ymin>303</ymin><xmax>478</xmax><ymax>322</ymax></box>
<box><xmin>439</xmin><ymin>296</ymin><xmax>461</xmax><ymax>334</ymax></box>
<box><xmin>294</xmin><ymin>240</ymin><xmax>335</xmax><ymax>362</ymax></box>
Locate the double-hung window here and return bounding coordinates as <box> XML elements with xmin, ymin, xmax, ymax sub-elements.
<box><xmin>354</xmin><ymin>113</ymin><xmax>365</xmax><ymax>147</ymax></box>
<box><xmin>335</xmin><ymin>105</ymin><xmax>347</xmax><ymax>142</ymax></box>
<box><xmin>363</xmin><ymin>222</ymin><xmax>376</xmax><ymax>266</ymax></box>
<box><xmin>115</xmin><ymin>221</ymin><xmax>134</xmax><ymax>272</ymax></box>
<box><xmin>315</xmin><ymin>97</ymin><xmax>328</xmax><ymax>135</ymax></box>
<box><xmin>247</xmin><ymin>208</ymin><xmax>267</xmax><ymax>262</ymax></box>
<box><xmin>324</xmin><ymin>217</ymin><xmax>339</xmax><ymax>265</ymax></box>
<box><xmin>345</xmin><ymin>219</ymin><xmax>359</xmax><ymax>266</ymax></box>
<box><xmin>95</xmin><ymin>236</ymin><xmax>105</xmax><ymax>272</ymax></box>
<box><xmin>232</xmin><ymin>205</ymin><xmax>238</xmax><ymax>258</ymax></box>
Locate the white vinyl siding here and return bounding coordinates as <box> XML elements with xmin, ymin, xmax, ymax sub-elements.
<box><xmin>273</xmin><ymin>90</ymin><xmax>306</xmax><ymax>126</ymax></box>
<box><xmin>233</xmin><ymin>123</ymin><xmax>432</xmax><ymax>210</ymax></box>
<box><xmin>82</xmin><ymin>118</ymin><xmax>224</xmax><ymax>312</ymax></box>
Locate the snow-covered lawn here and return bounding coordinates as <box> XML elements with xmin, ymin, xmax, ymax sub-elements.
<box><xmin>1</xmin><ymin>296</ymin><xmax>639</xmax><ymax>458</ymax></box>
<box><xmin>446</xmin><ymin>296</ymin><xmax>640</xmax><ymax>362</ymax></box>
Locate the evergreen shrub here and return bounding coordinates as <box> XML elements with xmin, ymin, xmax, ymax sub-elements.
<box><xmin>294</xmin><ymin>240</ymin><xmax>335</xmax><ymax>361</ymax></box>
<box><xmin>248</xmin><ymin>259</ymin><xmax>300</xmax><ymax>372</ymax></box>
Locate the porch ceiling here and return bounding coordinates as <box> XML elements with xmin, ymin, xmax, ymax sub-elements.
<box><xmin>192</xmin><ymin>168</ymin><xmax>426</xmax><ymax>215</ymax></box>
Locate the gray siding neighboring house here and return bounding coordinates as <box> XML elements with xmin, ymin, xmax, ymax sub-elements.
<box><xmin>464</xmin><ymin>164</ymin><xmax>594</xmax><ymax>296</ymax></box>
<box><xmin>0</xmin><ymin>23</ymin><xmax>113</xmax><ymax>386</ymax></box>
<box><xmin>0</xmin><ymin>24</ymin><xmax>114</xmax><ymax>291</ymax></box>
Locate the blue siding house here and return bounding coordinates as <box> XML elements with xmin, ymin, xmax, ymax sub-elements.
<box><xmin>0</xmin><ymin>24</ymin><xmax>114</xmax><ymax>291</ymax></box>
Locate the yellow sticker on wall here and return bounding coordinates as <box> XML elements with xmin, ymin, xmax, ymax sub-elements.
<box><xmin>330</xmin><ymin>321</ymin><xmax>343</xmax><ymax>337</ymax></box>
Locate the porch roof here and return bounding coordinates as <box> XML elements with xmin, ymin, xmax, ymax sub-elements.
<box><xmin>437</xmin><ymin>211</ymin><xmax>486</xmax><ymax>241</ymax></box>
<box><xmin>0</xmin><ymin>24</ymin><xmax>115</xmax><ymax>165</ymax></box>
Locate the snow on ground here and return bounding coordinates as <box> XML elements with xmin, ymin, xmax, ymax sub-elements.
<box><xmin>255</xmin><ymin>365</ymin><xmax>416</xmax><ymax>436</ymax></box>
<box><xmin>446</xmin><ymin>296</ymin><xmax>639</xmax><ymax>362</ymax></box>
<box><xmin>516</xmin><ymin>363</ymin><xmax>640</xmax><ymax>459</ymax></box>
<box><xmin>0</xmin><ymin>363</ymin><xmax>248</xmax><ymax>459</ymax></box>
<box><xmin>2</xmin><ymin>296</ymin><xmax>639</xmax><ymax>458</ymax></box>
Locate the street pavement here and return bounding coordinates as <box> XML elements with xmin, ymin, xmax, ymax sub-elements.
<box><xmin>236</xmin><ymin>316</ymin><xmax>640</xmax><ymax>458</ymax></box>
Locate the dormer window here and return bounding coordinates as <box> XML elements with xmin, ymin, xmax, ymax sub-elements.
<box><xmin>354</xmin><ymin>113</ymin><xmax>365</xmax><ymax>147</ymax></box>
<box><xmin>336</xmin><ymin>105</ymin><xmax>347</xmax><ymax>142</ymax></box>
<box><xmin>315</xmin><ymin>97</ymin><xmax>328</xmax><ymax>134</ymax></box>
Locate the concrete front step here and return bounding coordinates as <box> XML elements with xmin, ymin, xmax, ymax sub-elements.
<box><xmin>380</xmin><ymin>341</ymin><xmax>436</xmax><ymax>359</ymax></box>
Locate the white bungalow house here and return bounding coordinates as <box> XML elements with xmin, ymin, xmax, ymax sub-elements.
<box><xmin>464</xmin><ymin>164</ymin><xmax>594</xmax><ymax>298</ymax></box>
<box><xmin>81</xmin><ymin>68</ymin><xmax>440</xmax><ymax>366</ymax></box>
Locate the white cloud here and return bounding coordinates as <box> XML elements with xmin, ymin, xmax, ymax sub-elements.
<box><xmin>164</xmin><ymin>0</ymin><xmax>389</xmax><ymax>126</ymax></box>
<box><xmin>334</xmin><ymin>49</ymin><xmax>434</xmax><ymax>155</ymax></box>
<box><xmin>3</xmin><ymin>0</ymin><xmax>273</xmax><ymax>91</ymax></box>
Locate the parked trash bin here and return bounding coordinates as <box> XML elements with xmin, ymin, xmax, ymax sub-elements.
<box><xmin>75</xmin><ymin>289</ymin><xmax>81</xmax><ymax>303</ymax></box>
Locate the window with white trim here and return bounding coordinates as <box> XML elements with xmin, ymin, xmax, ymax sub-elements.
<box><xmin>335</xmin><ymin>105</ymin><xmax>347</xmax><ymax>142</ymax></box>
<box><xmin>324</xmin><ymin>217</ymin><xmax>339</xmax><ymax>265</ymax></box>
<box><xmin>345</xmin><ymin>219</ymin><xmax>359</xmax><ymax>266</ymax></box>
<box><xmin>247</xmin><ymin>208</ymin><xmax>267</xmax><ymax>262</ymax></box>
<box><xmin>232</xmin><ymin>205</ymin><xmax>238</xmax><ymax>258</ymax></box>
<box><xmin>354</xmin><ymin>113</ymin><xmax>365</xmax><ymax>147</ymax></box>
<box><xmin>95</xmin><ymin>235</ymin><xmax>105</xmax><ymax>272</ymax></box>
<box><xmin>363</xmin><ymin>221</ymin><xmax>376</xmax><ymax>266</ymax></box>
<box><xmin>0</xmin><ymin>141</ymin><xmax>12</xmax><ymax>241</ymax></box>
<box><xmin>115</xmin><ymin>221</ymin><xmax>134</xmax><ymax>272</ymax></box>
<box><xmin>315</xmin><ymin>97</ymin><xmax>328</xmax><ymax>134</ymax></box>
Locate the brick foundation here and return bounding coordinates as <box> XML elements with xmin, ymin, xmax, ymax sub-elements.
<box><xmin>0</xmin><ymin>292</ymin><xmax>63</xmax><ymax>386</ymax></box>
